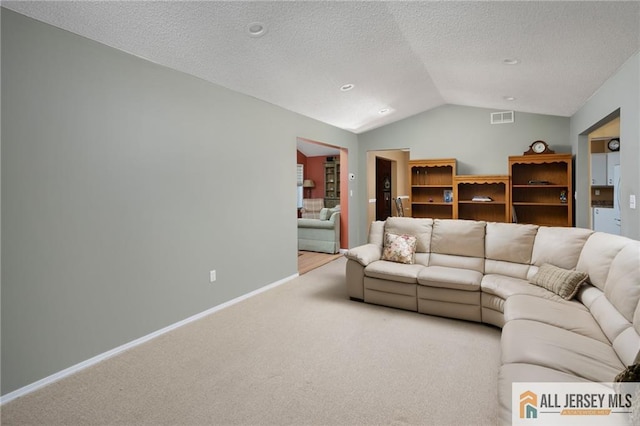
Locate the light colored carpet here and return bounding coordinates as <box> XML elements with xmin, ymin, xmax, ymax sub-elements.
<box><xmin>1</xmin><ymin>257</ymin><xmax>501</xmax><ymax>425</ymax></box>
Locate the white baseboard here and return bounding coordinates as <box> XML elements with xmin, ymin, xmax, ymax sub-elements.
<box><xmin>0</xmin><ymin>272</ymin><xmax>299</xmax><ymax>405</ymax></box>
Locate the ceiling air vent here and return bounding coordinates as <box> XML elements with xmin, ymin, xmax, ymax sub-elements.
<box><xmin>491</xmin><ymin>111</ymin><xmax>514</xmax><ymax>124</ymax></box>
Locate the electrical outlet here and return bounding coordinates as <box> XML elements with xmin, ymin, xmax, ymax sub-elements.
<box><xmin>631</xmin><ymin>195</ymin><xmax>637</xmax><ymax>209</ymax></box>
<box><xmin>209</xmin><ymin>270</ymin><xmax>217</xmax><ymax>283</ymax></box>
<box><xmin>595</xmin><ymin>189</ymin><xmax>600</xmax><ymax>196</ymax></box>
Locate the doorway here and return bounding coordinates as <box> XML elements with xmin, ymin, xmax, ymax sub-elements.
<box><xmin>366</xmin><ymin>150</ymin><xmax>410</xmax><ymax>227</ymax></box>
<box><xmin>376</xmin><ymin>157</ymin><xmax>393</xmax><ymax>221</ymax></box>
<box><xmin>296</xmin><ymin>137</ymin><xmax>349</xmax><ymax>251</ymax></box>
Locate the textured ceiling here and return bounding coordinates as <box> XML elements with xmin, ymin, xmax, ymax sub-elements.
<box><xmin>4</xmin><ymin>1</ymin><xmax>640</xmax><ymax>134</ymax></box>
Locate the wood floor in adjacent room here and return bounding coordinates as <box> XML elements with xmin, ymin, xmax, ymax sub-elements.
<box><xmin>298</xmin><ymin>250</ymin><xmax>342</xmax><ymax>275</ymax></box>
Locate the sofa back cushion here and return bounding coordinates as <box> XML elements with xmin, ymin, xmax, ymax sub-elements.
<box><xmin>576</xmin><ymin>232</ymin><xmax>631</xmax><ymax>291</ymax></box>
<box><xmin>486</xmin><ymin>222</ymin><xmax>538</xmax><ymax>263</ymax></box>
<box><xmin>368</xmin><ymin>221</ymin><xmax>385</xmax><ymax>247</ymax></box>
<box><xmin>484</xmin><ymin>223</ymin><xmax>538</xmax><ymax>279</ymax></box>
<box><xmin>531</xmin><ymin>226</ymin><xmax>593</xmax><ymax>270</ymax></box>
<box><xmin>430</xmin><ymin>219</ymin><xmax>486</xmax><ymax>273</ymax></box>
<box><xmin>605</xmin><ymin>242</ymin><xmax>640</xmax><ymax>323</ymax></box>
<box><xmin>384</xmin><ymin>217</ymin><xmax>433</xmax><ymax>253</ymax></box>
<box><xmin>579</xmin><ymin>241</ymin><xmax>640</xmax><ymax>366</ymax></box>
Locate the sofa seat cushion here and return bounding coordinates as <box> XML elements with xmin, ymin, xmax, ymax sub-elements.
<box><xmin>504</xmin><ymin>294</ymin><xmax>608</xmax><ymax>344</ymax></box>
<box><xmin>481</xmin><ymin>274</ymin><xmax>581</xmax><ymax>306</ymax></box>
<box><xmin>364</xmin><ymin>260</ymin><xmax>424</xmax><ymax>284</ymax></box>
<box><xmin>417</xmin><ymin>265</ymin><xmax>482</xmax><ymax>291</ymax></box>
<box><xmin>297</xmin><ymin>218</ymin><xmax>336</xmax><ymax>229</ymax></box>
<box><xmin>502</xmin><ymin>319</ymin><xmax>624</xmax><ymax>383</ymax></box>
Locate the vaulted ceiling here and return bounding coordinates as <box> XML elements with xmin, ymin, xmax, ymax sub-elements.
<box><xmin>4</xmin><ymin>1</ymin><xmax>640</xmax><ymax>134</ymax></box>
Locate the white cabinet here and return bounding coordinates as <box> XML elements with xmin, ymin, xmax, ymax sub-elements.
<box><xmin>591</xmin><ymin>153</ymin><xmax>607</xmax><ymax>185</ymax></box>
<box><xmin>606</xmin><ymin>151</ymin><xmax>620</xmax><ymax>186</ymax></box>
<box><xmin>593</xmin><ymin>207</ymin><xmax>620</xmax><ymax>235</ymax></box>
<box><xmin>591</xmin><ymin>152</ymin><xmax>620</xmax><ymax>187</ymax></box>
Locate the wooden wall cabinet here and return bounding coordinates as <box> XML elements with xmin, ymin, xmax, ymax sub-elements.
<box><xmin>509</xmin><ymin>154</ymin><xmax>573</xmax><ymax>227</ymax></box>
<box><xmin>324</xmin><ymin>159</ymin><xmax>340</xmax><ymax>208</ymax></box>
<box><xmin>408</xmin><ymin>159</ymin><xmax>456</xmax><ymax>218</ymax></box>
<box><xmin>454</xmin><ymin>175</ymin><xmax>510</xmax><ymax>222</ymax></box>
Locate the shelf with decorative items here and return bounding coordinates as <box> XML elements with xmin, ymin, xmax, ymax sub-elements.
<box><xmin>453</xmin><ymin>175</ymin><xmax>510</xmax><ymax>222</ymax></box>
<box><xmin>408</xmin><ymin>158</ymin><xmax>456</xmax><ymax>219</ymax></box>
<box><xmin>324</xmin><ymin>158</ymin><xmax>340</xmax><ymax>208</ymax></box>
<box><xmin>509</xmin><ymin>153</ymin><xmax>573</xmax><ymax>227</ymax></box>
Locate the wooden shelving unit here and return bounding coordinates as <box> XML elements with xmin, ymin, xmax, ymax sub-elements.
<box><xmin>324</xmin><ymin>159</ymin><xmax>340</xmax><ymax>208</ymax></box>
<box><xmin>408</xmin><ymin>158</ymin><xmax>456</xmax><ymax>219</ymax></box>
<box><xmin>453</xmin><ymin>175</ymin><xmax>510</xmax><ymax>222</ymax></box>
<box><xmin>509</xmin><ymin>154</ymin><xmax>573</xmax><ymax>227</ymax></box>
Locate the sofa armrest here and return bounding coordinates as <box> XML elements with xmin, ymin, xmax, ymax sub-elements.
<box><xmin>345</xmin><ymin>243</ymin><xmax>382</xmax><ymax>267</ymax></box>
<box><xmin>328</xmin><ymin>211</ymin><xmax>340</xmax><ymax>224</ymax></box>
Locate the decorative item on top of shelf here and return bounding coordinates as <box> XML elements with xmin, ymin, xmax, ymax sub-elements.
<box><xmin>524</xmin><ymin>140</ymin><xmax>555</xmax><ymax>155</ymax></box>
<box><xmin>608</xmin><ymin>138</ymin><xmax>620</xmax><ymax>152</ymax></box>
<box><xmin>443</xmin><ymin>190</ymin><xmax>453</xmax><ymax>203</ymax></box>
<box><xmin>472</xmin><ymin>195</ymin><xmax>493</xmax><ymax>202</ymax></box>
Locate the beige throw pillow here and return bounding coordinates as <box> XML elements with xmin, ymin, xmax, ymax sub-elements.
<box><xmin>530</xmin><ymin>263</ymin><xmax>588</xmax><ymax>300</ymax></box>
<box><xmin>382</xmin><ymin>232</ymin><xmax>417</xmax><ymax>264</ymax></box>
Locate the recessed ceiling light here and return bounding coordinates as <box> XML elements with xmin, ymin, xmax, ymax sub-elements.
<box><xmin>503</xmin><ymin>58</ymin><xmax>520</xmax><ymax>65</ymax></box>
<box><xmin>504</xmin><ymin>96</ymin><xmax>516</xmax><ymax>101</ymax></box>
<box><xmin>378</xmin><ymin>108</ymin><xmax>390</xmax><ymax>114</ymax></box>
<box><xmin>248</xmin><ymin>22</ymin><xmax>267</xmax><ymax>38</ymax></box>
<box><xmin>340</xmin><ymin>83</ymin><xmax>354</xmax><ymax>92</ymax></box>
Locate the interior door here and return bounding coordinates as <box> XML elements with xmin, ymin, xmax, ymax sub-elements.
<box><xmin>376</xmin><ymin>157</ymin><xmax>392</xmax><ymax>221</ymax></box>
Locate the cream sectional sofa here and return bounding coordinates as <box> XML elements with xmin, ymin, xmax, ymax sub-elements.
<box><xmin>345</xmin><ymin>217</ymin><xmax>640</xmax><ymax>423</ymax></box>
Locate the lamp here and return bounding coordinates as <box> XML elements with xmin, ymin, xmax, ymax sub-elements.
<box><xmin>303</xmin><ymin>179</ymin><xmax>315</xmax><ymax>198</ymax></box>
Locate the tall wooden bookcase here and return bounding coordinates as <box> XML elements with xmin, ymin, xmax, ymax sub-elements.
<box><xmin>324</xmin><ymin>159</ymin><xmax>340</xmax><ymax>208</ymax></box>
<box><xmin>408</xmin><ymin>159</ymin><xmax>456</xmax><ymax>219</ymax></box>
<box><xmin>454</xmin><ymin>175</ymin><xmax>510</xmax><ymax>222</ymax></box>
<box><xmin>509</xmin><ymin>154</ymin><xmax>573</xmax><ymax>227</ymax></box>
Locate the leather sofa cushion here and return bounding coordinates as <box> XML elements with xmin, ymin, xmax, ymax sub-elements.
<box><xmin>531</xmin><ymin>226</ymin><xmax>593</xmax><ymax>270</ymax></box>
<box><xmin>502</xmin><ymin>319</ymin><xmax>624</xmax><ymax>383</ymax></box>
<box><xmin>485</xmin><ymin>222</ymin><xmax>538</xmax><ymax>264</ymax></box>
<box><xmin>484</xmin><ymin>259</ymin><xmax>531</xmax><ymax>280</ymax></box>
<box><xmin>605</xmin><ymin>242</ymin><xmax>640</xmax><ymax>322</ymax></box>
<box><xmin>431</xmin><ymin>219</ymin><xmax>485</xmax><ymax>258</ymax></box>
<box><xmin>481</xmin><ymin>274</ymin><xmax>579</xmax><ymax>306</ymax></box>
<box><xmin>429</xmin><ymin>253</ymin><xmax>484</xmax><ymax>273</ymax></box>
<box><xmin>365</xmin><ymin>260</ymin><xmax>424</xmax><ymax>284</ymax></box>
<box><xmin>384</xmin><ymin>217</ymin><xmax>433</xmax><ymax>253</ymax></box>
<box><xmin>368</xmin><ymin>220</ymin><xmax>385</xmax><ymax>247</ymax></box>
<box><xmin>417</xmin><ymin>265</ymin><xmax>482</xmax><ymax>291</ymax></box>
<box><xmin>504</xmin><ymin>294</ymin><xmax>608</xmax><ymax>343</ymax></box>
<box><xmin>577</xmin><ymin>232</ymin><xmax>631</xmax><ymax>290</ymax></box>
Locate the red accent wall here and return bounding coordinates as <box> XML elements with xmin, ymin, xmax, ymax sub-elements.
<box><xmin>296</xmin><ymin>150</ymin><xmax>307</xmax><ymax>167</ymax></box>
<box><xmin>306</xmin><ymin>156</ymin><xmax>325</xmax><ymax>199</ymax></box>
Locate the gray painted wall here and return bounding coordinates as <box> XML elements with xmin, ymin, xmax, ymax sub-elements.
<box><xmin>571</xmin><ymin>53</ymin><xmax>640</xmax><ymax>240</ymax></box>
<box><xmin>357</xmin><ymin>104</ymin><xmax>570</xmax><ymax>241</ymax></box>
<box><xmin>1</xmin><ymin>9</ymin><xmax>358</xmax><ymax>395</ymax></box>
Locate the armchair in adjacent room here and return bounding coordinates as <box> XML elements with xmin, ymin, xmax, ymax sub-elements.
<box><xmin>298</xmin><ymin>203</ymin><xmax>341</xmax><ymax>254</ymax></box>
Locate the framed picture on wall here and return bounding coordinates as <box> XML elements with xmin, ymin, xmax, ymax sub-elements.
<box><xmin>443</xmin><ymin>190</ymin><xmax>453</xmax><ymax>203</ymax></box>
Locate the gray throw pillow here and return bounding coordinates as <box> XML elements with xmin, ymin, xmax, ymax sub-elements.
<box><xmin>530</xmin><ymin>263</ymin><xmax>588</xmax><ymax>300</ymax></box>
